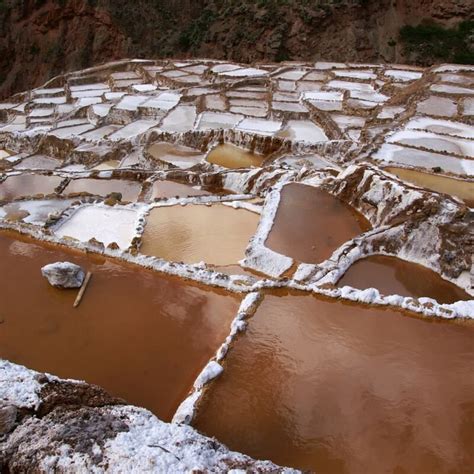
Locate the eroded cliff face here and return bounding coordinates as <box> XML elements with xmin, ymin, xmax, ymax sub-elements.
<box><xmin>0</xmin><ymin>0</ymin><xmax>472</xmax><ymax>98</ymax></box>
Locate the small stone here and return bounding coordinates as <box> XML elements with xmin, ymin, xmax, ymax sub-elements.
<box><xmin>41</xmin><ymin>262</ymin><xmax>85</xmax><ymax>289</ymax></box>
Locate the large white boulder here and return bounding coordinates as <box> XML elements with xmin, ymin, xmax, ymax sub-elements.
<box><xmin>41</xmin><ymin>262</ymin><xmax>85</xmax><ymax>289</ymax></box>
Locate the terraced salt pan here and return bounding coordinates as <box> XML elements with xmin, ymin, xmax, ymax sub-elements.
<box><xmin>193</xmin><ymin>291</ymin><xmax>474</xmax><ymax>473</ymax></box>
<box><xmin>431</xmin><ymin>84</ymin><xmax>474</xmax><ymax>95</ymax></box>
<box><xmin>387</xmin><ymin>130</ymin><xmax>474</xmax><ymax>158</ymax></box>
<box><xmin>385</xmin><ymin>167</ymin><xmax>474</xmax><ymax>207</ymax></box>
<box><xmin>405</xmin><ymin>117</ymin><xmax>474</xmax><ymax>139</ymax></box>
<box><xmin>71</xmin><ymin>89</ymin><xmax>109</xmax><ymax>99</ymax></box>
<box><xmin>272</xmin><ymin>101</ymin><xmax>307</xmax><ymax>113</ymax></box>
<box><xmin>0</xmin><ymin>199</ymin><xmax>75</xmax><ymax>225</ymax></box>
<box><xmin>277</xmin><ymin>120</ymin><xmax>328</xmax><ymax>143</ymax></box>
<box><xmin>81</xmin><ymin>125</ymin><xmax>121</xmax><ymax>140</ymax></box>
<box><xmin>265</xmin><ymin>184</ymin><xmax>370</xmax><ymax>264</ymax></box>
<box><xmin>115</xmin><ymin>95</ymin><xmax>149</xmax><ymax>111</ymax></box>
<box><xmin>236</xmin><ymin>118</ymin><xmax>282</xmax><ymax>136</ymax></box>
<box><xmin>140</xmin><ymin>204</ymin><xmax>259</xmax><ymax>265</ymax></box>
<box><xmin>275</xmin><ymin>70</ymin><xmax>307</xmax><ymax>81</ymax></box>
<box><xmin>159</xmin><ymin>106</ymin><xmax>197</xmax><ymax>133</ymax></box>
<box><xmin>150</xmin><ymin>180</ymin><xmax>210</xmax><ymax>200</ymax></box>
<box><xmin>331</xmin><ymin>114</ymin><xmax>366</xmax><ymax>130</ymax></box>
<box><xmin>196</xmin><ymin>112</ymin><xmax>243</xmax><ymax>131</ymax></box>
<box><xmin>349</xmin><ymin>90</ymin><xmax>388</xmax><ymax>103</ymax></box>
<box><xmin>141</xmin><ymin>92</ymin><xmax>181</xmax><ymax>111</ymax></box>
<box><xmin>438</xmin><ymin>74</ymin><xmax>474</xmax><ymax>86</ymax></box>
<box><xmin>337</xmin><ymin>255</ymin><xmax>470</xmax><ymax>304</ymax></box>
<box><xmin>327</xmin><ymin>80</ymin><xmax>375</xmax><ymax>93</ymax></box>
<box><xmin>230</xmin><ymin>106</ymin><xmax>267</xmax><ymax>118</ymax></box>
<box><xmin>384</xmin><ymin>69</ymin><xmax>423</xmax><ymax>82</ymax></box>
<box><xmin>211</xmin><ymin>64</ymin><xmax>241</xmax><ymax>74</ymax></box>
<box><xmin>63</xmin><ymin>178</ymin><xmax>142</xmax><ymax>201</ymax></box>
<box><xmin>14</xmin><ymin>155</ymin><xmax>61</xmax><ymax>170</ymax></box>
<box><xmin>147</xmin><ymin>142</ymin><xmax>204</xmax><ymax>169</ymax></box>
<box><xmin>373</xmin><ymin>144</ymin><xmax>474</xmax><ymax>176</ymax></box>
<box><xmin>417</xmin><ymin>96</ymin><xmax>458</xmax><ymax>117</ymax></box>
<box><xmin>91</xmin><ymin>160</ymin><xmax>120</xmax><ymax>171</ymax></box>
<box><xmin>49</xmin><ymin>123</ymin><xmax>95</xmax><ymax>138</ymax></box>
<box><xmin>0</xmin><ymin>174</ymin><xmax>63</xmax><ymax>201</ymax></box>
<box><xmin>333</xmin><ymin>70</ymin><xmax>377</xmax><ymax>80</ymax></box>
<box><xmin>220</xmin><ymin>67</ymin><xmax>267</xmax><ymax>78</ymax></box>
<box><xmin>206</xmin><ymin>144</ymin><xmax>266</xmax><ymax>169</ymax></box>
<box><xmin>108</xmin><ymin>120</ymin><xmax>159</xmax><ymax>141</ymax></box>
<box><xmin>70</xmin><ymin>83</ymin><xmax>109</xmax><ymax>92</ymax></box>
<box><xmin>54</xmin><ymin>205</ymin><xmax>139</xmax><ymax>249</ymax></box>
<box><xmin>463</xmin><ymin>98</ymin><xmax>474</xmax><ymax>116</ymax></box>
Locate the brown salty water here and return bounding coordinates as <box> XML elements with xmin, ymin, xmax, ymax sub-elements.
<box><xmin>63</xmin><ymin>178</ymin><xmax>142</xmax><ymax>202</ymax></box>
<box><xmin>266</xmin><ymin>183</ymin><xmax>370</xmax><ymax>263</ymax></box>
<box><xmin>206</xmin><ymin>144</ymin><xmax>265</xmax><ymax>169</ymax></box>
<box><xmin>194</xmin><ymin>291</ymin><xmax>474</xmax><ymax>473</ymax></box>
<box><xmin>147</xmin><ymin>142</ymin><xmax>205</xmax><ymax>169</ymax></box>
<box><xmin>337</xmin><ymin>255</ymin><xmax>471</xmax><ymax>304</ymax></box>
<box><xmin>140</xmin><ymin>204</ymin><xmax>259</xmax><ymax>265</ymax></box>
<box><xmin>0</xmin><ymin>174</ymin><xmax>64</xmax><ymax>201</ymax></box>
<box><xmin>150</xmin><ymin>180</ymin><xmax>210</xmax><ymax>200</ymax></box>
<box><xmin>386</xmin><ymin>167</ymin><xmax>474</xmax><ymax>207</ymax></box>
<box><xmin>0</xmin><ymin>231</ymin><xmax>240</xmax><ymax>421</ymax></box>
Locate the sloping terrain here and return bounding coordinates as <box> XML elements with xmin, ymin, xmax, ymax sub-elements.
<box><xmin>0</xmin><ymin>0</ymin><xmax>472</xmax><ymax>98</ymax></box>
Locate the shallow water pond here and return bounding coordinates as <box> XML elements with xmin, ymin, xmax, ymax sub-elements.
<box><xmin>386</xmin><ymin>167</ymin><xmax>474</xmax><ymax>207</ymax></box>
<box><xmin>150</xmin><ymin>180</ymin><xmax>211</xmax><ymax>200</ymax></box>
<box><xmin>63</xmin><ymin>178</ymin><xmax>142</xmax><ymax>202</ymax></box>
<box><xmin>140</xmin><ymin>204</ymin><xmax>259</xmax><ymax>265</ymax></box>
<box><xmin>206</xmin><ymin>144</ymin><xmax>266</xmax><ymax>169</ymax></box>
<box><xmin>266</xmin><ymin>183</ymin><xmax>370</xmax><ymax>263</ymax></box>
<box><xmin>0</xmin><ymin>231</ymin><xmax>240</xmax><ymax>421</ymax></box>
<box><xmin>147</xmin><ymin>142</ymin><xmax>204</xmax><ymax>169</ymax></box>
<box><xmin>337</xmin><ymin>255</ymin><xmax>471</xmax><ymax>304</ymax></box>
<box><xmin>0</xmin><ymin>174</ymin><xmax>64</xmax><ymax>201</ymax></box>
<box><xmin>194</xmin><ymin>291</ymin><xmax>474</xmax><ymax>473</ymax></box>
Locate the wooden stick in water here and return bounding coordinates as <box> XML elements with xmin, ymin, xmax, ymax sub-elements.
<box><xmin>73</xmin><ymin>272</ymin><xmax>92</xmax><ymax>308</ymax></box>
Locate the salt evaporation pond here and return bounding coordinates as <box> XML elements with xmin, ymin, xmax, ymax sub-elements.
<box><xmin>14</xmin><ymin>155</ymin><xmax>61</xmax><ymax>170</ymax></box>
<box><xmin>147</xmin><ymin>142</ymin><xmax>205</xmax><ymax>169</ymax></box>
<box><xmin>194</xmin><ymin>291</ymin><xmax>474</xmax><ymax>473</ymax></box>
<box><xmin>140</xmin><ymin>204</ymin><xmax>259</xmax><ymax>265</ymax></box>
<box><xmin>206</xmin><ymin>144</ymin><xmax>266</xmax><ymax>169</ymax></box>
<box><xmin>266</xmin><ymin>183</ymin><xmax>370</xmax><ymax>263</ymax></box>
<box><xmin>63</xmin><ymin>178</ymin><xmax>142</xmax><ymax>202</ymax></box>
<box><xmin>337</xmin><ymin>255</ymin><xmax>470</xmax><ymax>304</ymax></box>
<box><xmin>0</xmin><ymin>174</ymin><xmax>63</xmax><ymax>201</ymax></box>
<box><xmin>0</xmin><ymin>199</ymin><xmax>74</xmax><ymax>225</ymax></box>
<box><xmin>150</xmin><ymin>180</ymin><xmax>210</xmax><ymax>200</ymax></box>
<box><xmin>386</xmin><ymin>167</ymin><xmax>474</xmax><ymax>207</ymax></box>
<box><xmin>54</xmin><ymin>205</ymin><xmax>139</xmax><ymax>249</ymax></box>
<box><xmin>0</xmin><ymin>231</ymin><xmax>240</xmax><ymax>421</ymax></box>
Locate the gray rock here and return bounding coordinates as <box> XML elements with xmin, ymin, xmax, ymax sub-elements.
<box><xmin>0</xmin><ymin>404</ymin><xmax>17</xmax><ymax>434</ymax></box>
<box><xmin>41</xmin><ymin>262</ymin><xmax>85</xmax><ymax>289</ymax></box>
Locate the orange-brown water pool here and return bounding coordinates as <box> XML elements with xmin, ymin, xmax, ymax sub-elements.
<box><xmin>266</xmin><ymin>183</ymin><xmax>370</xmax><ymax>263</ymax></box>
<box><xmin>337</xmin><ymin>255</ymin><xmax>471</xmax><ymax>304</ymax></box>
<box><xmin>194</xmin><ymin>291</ymin><xmax>474</xmax><ymax>473</ymax></box>
<box><xmin>0</xmin><ymin>231</ymin><xmax>240</xmax><ymax>421</ymax></box>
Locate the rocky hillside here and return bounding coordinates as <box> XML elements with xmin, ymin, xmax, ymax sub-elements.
<box><xmin>0</xmin><ymin>0</ymin><xmax>472</xmax><ymax>98</ymax></box>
